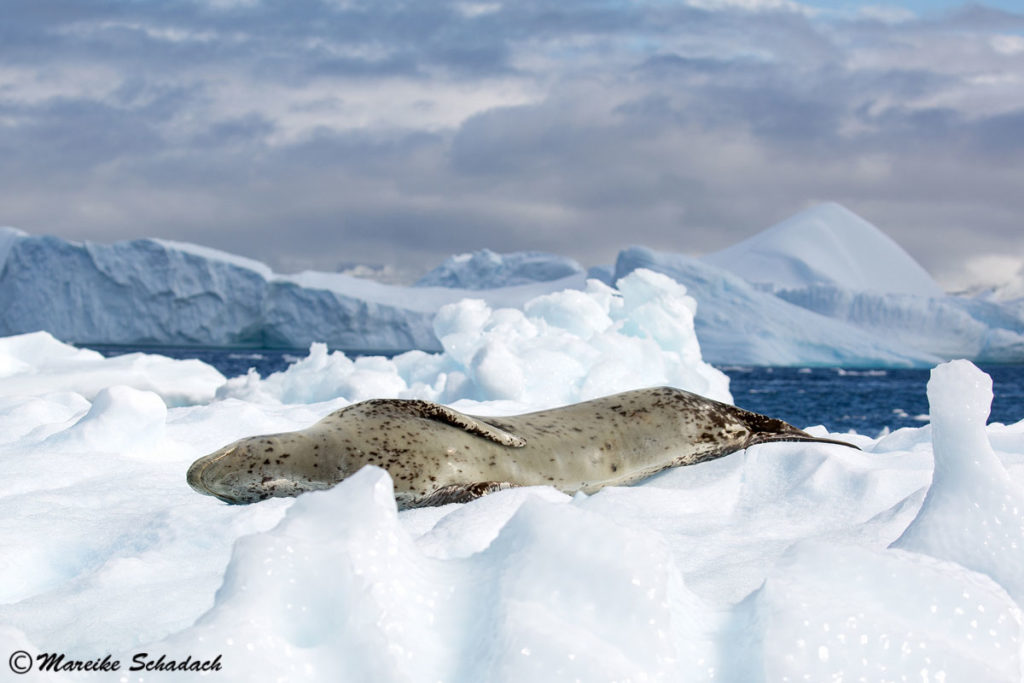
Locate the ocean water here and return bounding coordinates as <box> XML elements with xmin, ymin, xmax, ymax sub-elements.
<box><xmin>84</xmin><ymin>345</ymin><xmax>1024</xmax><ymax>435</ymax></box>
<box><xmin>723</xmin><ymin>365</ymin><xmax>1024</xmax><ymax>435</ymax></box>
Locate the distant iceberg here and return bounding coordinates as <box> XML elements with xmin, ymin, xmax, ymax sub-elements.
<box><xmin>1</xmin><ymin>201</ymin><xmax>1022</xmax><ymax>367</ymax></box>
<box><xmin>690</xmin><ymin>203</ymin><xmax>1024</xmax><ymax>364</ymax></box>
<box><xmin>415</xmin><ymin>248</ymin><xmax>584</xmax><ymax>289</ymax></box>
<box><xmin>613</xmin><ymin>246</ymin><xmax>938</xmax><ymax>367</ymax></box>
<box><xmin>0</xmin><ymin>229</ymin><xmax>581</xmax><ymax>353</ymax></box>
<box><xmin>702</xmin><ymin>203</ymin><xmax>944</xmax><ymax>298</ymax></box>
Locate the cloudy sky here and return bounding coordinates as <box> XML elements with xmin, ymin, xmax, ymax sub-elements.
<box><xmin>2</xmin><ymin>0</ymin><xmax>1022</xmax><ymax>287</ymax></box>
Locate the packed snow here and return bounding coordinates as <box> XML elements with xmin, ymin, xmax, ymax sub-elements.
<box><xmin>1</xmin><ymin>271</ymin><xmax>1023</xmax><ymax>682</ymax></box>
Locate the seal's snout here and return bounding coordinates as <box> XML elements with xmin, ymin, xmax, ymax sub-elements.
<box><xmin>186</xmin><ymin>458</ymin><xmax>204</xmax><ymax>492</ymax></box>
<box><xmin>187</xmin><ymin>445</ymin><xmax>245</xmax><ymax>502</ymax></box>
<box><xmin>186</xmin><ymin>435</ymin><xmax>324</xmax><ymax>504</ymax></box>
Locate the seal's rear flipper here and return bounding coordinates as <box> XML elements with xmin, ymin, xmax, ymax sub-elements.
<box><xmin>410</xmin><ymin>481</ymin><xmax>518</xmax><ymax>507</ymax></box>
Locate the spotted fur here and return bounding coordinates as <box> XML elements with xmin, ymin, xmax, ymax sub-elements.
<box><xmin>186</xmin><ymin>387</ymin><xmax>856</xmax><ymax>508</ymax></box>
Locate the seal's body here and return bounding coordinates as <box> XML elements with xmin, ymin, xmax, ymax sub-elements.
<box><xmin>187</xmin><ymin>387</ymin><xmax>855</xmax><ymax>507</ymax></box>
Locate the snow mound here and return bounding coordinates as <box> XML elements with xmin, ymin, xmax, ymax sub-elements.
<box><xmin>703</xmin><ymin>203</ymin><xmax>944</xmax><ymax>297</ymax></box>
<box><xmin>415</xmin><ymin>249</ymin><xmax>584</xmax><ymax>289</ymax></box>
<box><xmin>892</xmin><ymin>360</ymin><xmax>1024</xmax><ymax>604</ymax></box>
<box><xmin>2</xmin><ymin>339</ymin><xmax>1024</xmax><ymax>680</ymax></box>
<box><xmin>750</xmin><ymin>541</ymin><xmax>1023</xmax><ymax>681</ymax></box>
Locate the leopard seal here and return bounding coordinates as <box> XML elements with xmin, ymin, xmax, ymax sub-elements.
<box><xmin>187</xmin><ymin>386</ymin><xmax>857</xmax><ymax>507</ymax></box>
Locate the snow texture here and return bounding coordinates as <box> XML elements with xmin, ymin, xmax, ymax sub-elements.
<box><xmin>1</xmin><ymin>331</ymin><xmax>1022</xmax><ymax>681</ymax></box>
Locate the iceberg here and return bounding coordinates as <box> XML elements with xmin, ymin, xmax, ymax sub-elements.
<box><xmin>613</xmin><ymin>246</ymin><xmax>938</xmax><ymax>367</ymax></box>
<box><xmin>1</xmin><ymin>207</ymin><xmax>1022</xmax><ymax>368</ymax></box>
<box><xmin>0</xmin><ymin>229</ymin><xmax>583</xmax><ymax>353</ymax></box>
<box><xmin>415</xmin><ymin>248</ymin><xmax>584</xmax><ymax>289</ymax></box>
<box><xmin>774</xmin><ymin>285</ymin><xmax>1024</xmax><ymax>363</ymax></box>
<box><xmin>621</xmin><ymin>203</ymin><xmax>1024</xmax><ymax>365</ymax></box>
<box><xmin>702</xmin><ymin>202</ymin><xmax>944</xmax><ymax>297</ymax></box>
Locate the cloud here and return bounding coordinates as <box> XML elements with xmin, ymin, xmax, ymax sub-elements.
<box><xmin>0</xmin><ymin>0</ymin><xmax>1022</xmax><ymax>288</ymax></box>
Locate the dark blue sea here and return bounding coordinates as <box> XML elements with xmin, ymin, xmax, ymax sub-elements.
<box><xmin>85</xmin><ymin>345</ymin><xmax>1024</xmax><ymax>436</ymax></box>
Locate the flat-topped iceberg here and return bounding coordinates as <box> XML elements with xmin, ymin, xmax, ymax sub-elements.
<box><xmin>0</xmin><ymin>229</ymin><xmax>582</xmax><ymax>352</ymax></box>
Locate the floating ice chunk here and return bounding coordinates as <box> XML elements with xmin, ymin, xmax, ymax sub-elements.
<box><xmin>747</xmin><ymin>541</ymin><xmax>1023</xmax><ymax>682</ymax></box>
<box><xmin>470</xmin><ymin>339</ymin><xmax>526</xmax><ymax>400</ymax></box>
<box><xmin>892</xmin><ymin>360</ymin><xmax>1024</xmax><ymax>605</ymax></box>
<box><xmin>223</xmin><ymin>269</ymin><xmax>731</xmax><ymax>407</ymax></box>
<box><xmin>434</xmin><ymin>298</ymin><xmax>494</xmax><ymax>366</ymax></box>
<box><xmin>523</xmin><ymin>287</ymin><xmax>613</xmax><ymax>339</ymax></box>
<box><xmin>217</xmin><ymin>343</ymin><xmax>411</xmax><ymax>405</ymax></box>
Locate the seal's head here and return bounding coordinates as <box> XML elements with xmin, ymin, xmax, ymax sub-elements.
<box><xmin>187</xmin><ymin>434</ymin><xmax>333</xmax><ymax>504</ymax></box>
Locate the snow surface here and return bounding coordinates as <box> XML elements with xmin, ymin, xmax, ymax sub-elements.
<box><xmin>702</xmin><ymin>203</ymin><xmax>945</xmax><ymax>297</ymax></box>
<box><xmin>415</xmin><ymin>248</ymin><xmax>584</xmax><ymax>289</ymax></box>
<box><xmin>1</xmin><ymin>275</ymin><xmax>1023</xmax><ymax>681</ymax></box>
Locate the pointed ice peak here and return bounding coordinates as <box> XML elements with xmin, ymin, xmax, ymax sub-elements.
<box><xmin>702</xmin><ymin>203</ymin><xmax>944</xmax><ymax>297</ymax></box>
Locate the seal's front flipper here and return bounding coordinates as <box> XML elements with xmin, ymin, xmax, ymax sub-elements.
<box><xmin>389</xmin><ymin>400</ymin><xmax>527</xmax><ymax>448</ymax></box>
<box><xmin>411</xmin><ymin>481</ymin><xmax>518</xmax><ymax>507</ymax></box>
